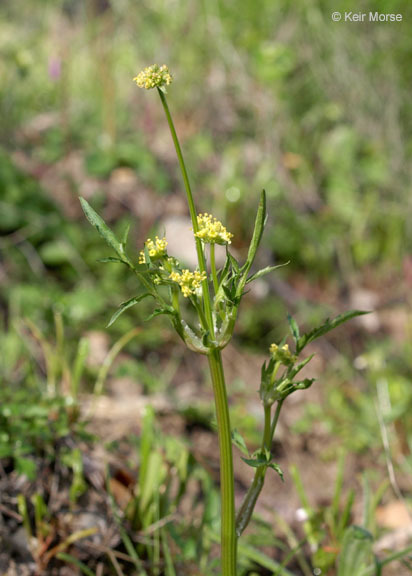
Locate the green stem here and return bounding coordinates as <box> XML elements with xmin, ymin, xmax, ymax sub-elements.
<box><xmin>270</xmin><ymin>399</ymin><xmax>283</xmax><ymax>441</ymax></box>
<box><xmin>192</xmin><ymin>297</ymin><xmax>209</xmax><ymax>332</ymax></box>
<box><xmin>210</xmin><ymin>243</ymin><xmax>219</xmax><ymax>293</ymax></box>
<box><xmin>208</xmin><ymin>348</ymin><xmax>237</xmax><ymax>575</ymax></box>
<box><xmin>262</xmin><ymin>404</ymin><xmax>272</xmax><ymax>450</ymax></box>
<box><xmin>171</xmin><ymin>286</ymin><xmax>181</xmax><ymax>317</ymax></box>
<box><xmin>157</xmin><ymin>89</ymin><xmax>214</xmax><ymax>335</ymax></box>
<box><xmin>158</xmin><ymin>88</ymin><xmax>236</xmax><ymax>573</ymax></box>
<box><xmin>236</xmin><ymin>400</ymin><xmax>283</xmax><ymax>537</ymax></box>
<box><xmin>269</xmin><ymin>361</ymin><xmax>281</xmax><ymax>387</ymax></box>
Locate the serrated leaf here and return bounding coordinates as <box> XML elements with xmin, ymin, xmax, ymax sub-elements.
<box><xmin>80</xmin><ymin>198</ymin><xmax>129</xmax><ymax>263</ymax></box>
<box><xmin>296</xmin><ymin>310</ymin><xmax>369</xmax><ymax>354</ymax></box>
<box><xmin>231</xmin><ymin>428</ymin><xmax>249</xmax><ymax>456</ymax></box>
<box><xmin>287</xmin><ymin>314</ymin><xmax>300</xmax><ymax>344</ymax></box>
<box><xmin>267</xmin><ymin>461</ymin><xmax>284</xmax><ymax>482</ymax></box>
<box><xmin>107</xmin><ymin>294</ymin><xmax>152</xmax><ymax>327</ymax></box>
<box><xmin>246</xmin><ymin>262</ymin><xmax>289</xmax><ymax>284</ymax></box>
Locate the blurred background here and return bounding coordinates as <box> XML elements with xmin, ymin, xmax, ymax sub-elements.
<box><xmin>1</xmin><ymin>0</ymin><xmax>412</xmax><ymax>574</ymax></box>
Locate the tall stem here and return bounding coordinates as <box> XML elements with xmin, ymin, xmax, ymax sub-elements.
<box><xmin>208</xmin><ymin>348</ymin><xmax>237</xmax><ymax>575</ymax></box>
<box><xmin>158</xmin><ymin>88</ymin><xmax>236</xmax><ymax>574</ymax></box>
<box><xmin>157</xmin><ymin>89</ymin><xmax>214</xmax><ymax>334</ymax></box>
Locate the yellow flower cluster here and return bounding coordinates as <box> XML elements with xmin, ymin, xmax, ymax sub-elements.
<box><xmin>270</xmin><ymin>343</ymin><xmax>296</xmax><ymax>366</ymax></box>
<box><xmin>169</xmin><ymin>269</ymin><xmax>207</xmax><ymax>298</ymax></box>
<box><xmin>133</xmin><ymin>64</ymin><xmax>173</xmax><ymax>90</ymax></box>
<box><xmin>194</xmin><ymin>213</ymin><xmax>234</xmax><ymax>245</ymax></box>
<box><xmin>139</xmin><ymin>236</ymin><xmax>168</xmax><ymax>264</ymax></box>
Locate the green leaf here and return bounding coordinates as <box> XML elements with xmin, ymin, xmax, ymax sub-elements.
<box><xmin>241</xmin><ymin>190</ymin><xmax>267</xmax><ymax>276</ymax></box>
<box><xmin>79</xmin><ymin>197</ymin><xmax>130</xmax><ymax>264</ymax></box>
<box><xmin>287</xmin><ymin>314</ymin><xmax>300</xmax><ymax>344</ymax></box>
<box><xmin>296</xmin><ymin>310</ymin><xmax>369</xmax><ymax>354</ymax></box>
<box><xmin>145</xmin><ymin>306</ymin><xmax>176</xmax><ymax>322</ymax></box>
<box><xmin>267</xmin><ymin>461</ymin><xmax>284</xmax><ymax>482</ymax></box>
<box><xmin>241</xmin><ymin>448</ymin><xmax>272</xmax><ymax>468</ymax></box>
<box><xmin>337</xmin><ymin>525</ymin><xmax>373</xmax><ymax>576</ymax></box>
<box><xmin>246</xmin><ymin>262</ymin><xmax>289</xmax><ymax>284</ymax></box>
<box><xmin>219</xmin><ymin>251</ymin><xmax>232</xmax><ymax>284</ymax></box>
<box><xmin>97</xmin><ymin>257</ymin><xmax>128</xmax><ymax>264</ymax></box>
<box><xmin>222</xmin><ymin>283</ymin><xmax>236</xmax><ymax>303</ymax></box>
<box><xmin>293</xmin><ymin>378</ymin><xmax>315</xmax><ymax>391</ymax></box>
<box><xmin>231</xmin><ymin>428</ymin><xmax>249</xmax><ymax>456</ymax></box>
<box><xmin>227</xmin><ymin>250</ymin><xmax>240</xmax><ymax>274</ymax></box>
<box><xmin>121</xmin><ymin>222</ymin><xmax>131</xmax><ymax>249</ymax></box>
<box><xmin>107</xmin><ymin>294</ymin><xmax>152</xmax><ymax>327</ymax></box>
<box><xmin>241</xmin><ymin>455</ymin><xmax>268</xmax><ymax>468</ymax></box>
<box><xmin>289</xmin><ymin>354</ymin><xmax>315</xmax><ymax>379</ymax></box>
<box><xmin>241</xmin><ymin>450</ymin><xmax>283</xmax><ymax>480</ymax></box>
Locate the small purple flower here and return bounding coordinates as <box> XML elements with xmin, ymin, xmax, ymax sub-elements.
<box><xmin>48</xmin><ymin>57</ymin><xmax>61</xmax><ymax>80</ymax></box>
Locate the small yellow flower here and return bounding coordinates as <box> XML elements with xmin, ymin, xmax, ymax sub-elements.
<box><xmin>139</xmin><ymin>236</ymin><xmax>168</xmax><ymax>264</ymax></box>
<box><xmin>133</xmin><ymin>64</ymin><xmax>173</xmax><ymax>90</ymax></box>
<box><xmin>270</xmin><ymin>343</ymin><xmax>295</xmax><ymax>366</ymax></box>
<box><xmin>169</xmin><ymin>269</ymin><xmax>207</xmax><ymax>297</ymax></box>
<box><xmin>194</xmin><ymin>213</ymin><xmax>233</xmax><ymax>245</ymax></box>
